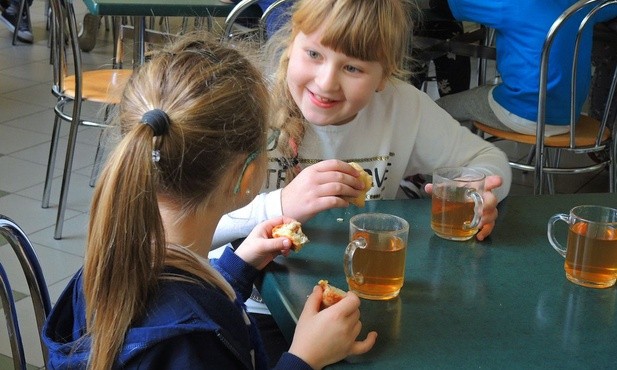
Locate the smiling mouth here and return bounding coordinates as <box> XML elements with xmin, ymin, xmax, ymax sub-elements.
<box><xmin>309</xmin><ymin>90</ymin><xmax>338</xmax><ymax>107</ymax></box>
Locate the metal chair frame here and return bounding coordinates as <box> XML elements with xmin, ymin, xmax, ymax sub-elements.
<box><xmin>222</xmin><ymin>0</ymin><xmax>290</xmax><ymax>43</ymax></box>
<box><xmin>43</xmin><ymin>0</ymin><xmax>131</xmax><ymax>239</ymax></box>
<box><xmin>0</xmin><ymin>215</ymin><xmax>52</xmax><ymax>369</ymax></box>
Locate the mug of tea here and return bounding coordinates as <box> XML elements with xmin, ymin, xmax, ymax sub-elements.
<box><xmin>431</xmin><ymin>167</ymin><xmax>485</xmax><ymax>241</ymax></box>
<box><xmin>344</xmin><ymin>213</ymin><xmax>409</xmax><ymax>300</ymax></box>
<box><xmin>548</xmin><ymin>205</ymin><xmax>617</xmax><ymax>288</ymax></box>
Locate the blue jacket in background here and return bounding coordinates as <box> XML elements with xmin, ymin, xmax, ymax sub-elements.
<box><xmin>447</xmin><ymin>0</ymin><xmax>617</xmax><ymax>125</ymax></box>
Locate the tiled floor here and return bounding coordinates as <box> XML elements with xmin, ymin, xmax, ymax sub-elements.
<box><xmin>0</xmin><ymin>1</ymin><xmax>612</xmax><ymax>369</ymax></box>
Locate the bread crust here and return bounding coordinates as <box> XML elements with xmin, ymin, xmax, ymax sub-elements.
<box><xmin>272</xmin><ymin>221</ymin><xmax>309</xmax><ymax>252</ymax></box>
<box><xmin>318</xmin><ymin>280</ymin><xmax>347</xmax><ymax>309</ymax></box>
<box><xmin>345</xmin><ymin>162</ymin><xmax>372</xmax><ymax>207</ymax></box>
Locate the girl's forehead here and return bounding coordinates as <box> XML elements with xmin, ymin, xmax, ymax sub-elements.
<box><xmin>294</xmin><ymin>30</ymin><xmax>380</xmax><ymax>66</ymax></box>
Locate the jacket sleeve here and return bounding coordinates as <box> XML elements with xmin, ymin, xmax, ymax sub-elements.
<box><xmin>273</xmin><ymin>352</ymin><xmax>315</xmax><ymax>370</ymax></box>
<box><xmin>408</xmin><ymin>91</ymin><xmax>512</xmax><ymax>201</ymax></box>
<box><xmin>211</xmin><ymin>247</ymin><xmax>260</xmax><ymax>302</ymax></box>
<box><xmin>212</xmin><ymin>189</ymin><xmax>284</xmax><ymax>248</ymax></box>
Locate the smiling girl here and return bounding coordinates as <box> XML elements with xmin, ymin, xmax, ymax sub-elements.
<box><xmin>214</xmin><ymin>0</ymin><xmax>511</xmax><ymax>248</ymax></box>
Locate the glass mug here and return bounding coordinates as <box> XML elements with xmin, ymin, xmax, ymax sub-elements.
<box><xmin>344</xmin><ymin>213</ymin><xmax>409</xmax><ymax>300</ymax></box>
<box><xmin>548</xmin><ymin>205</ymin><xmax>617</xmax><ymax>288</ymax></box>
<box><xmin>431</xmin><ymin>167</ymin><xmax>485</xmax><ymax>241</ymax></box>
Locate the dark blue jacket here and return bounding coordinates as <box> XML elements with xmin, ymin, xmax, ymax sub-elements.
<box><xmin>42</xmin><ymin>247</ymin><xmax>312</xmax><ymax>369</ymax></box>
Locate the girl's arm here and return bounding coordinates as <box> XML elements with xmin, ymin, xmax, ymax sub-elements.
<box><xmin>212</xmin><ymin>189</ymin><xmax>284</xmax><ymax>248</ymax></box>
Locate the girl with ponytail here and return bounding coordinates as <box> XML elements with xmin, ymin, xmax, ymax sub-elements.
<box><xmin>42</xmin><ymin>33</ymin><xmax>375</xmax><ymax>370</ymax></box>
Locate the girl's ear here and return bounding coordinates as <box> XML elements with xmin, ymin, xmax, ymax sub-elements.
<box><xmin>237</xmin><ymin>159</ymin><xmax>263</xmax><ymax>196</ymax></box>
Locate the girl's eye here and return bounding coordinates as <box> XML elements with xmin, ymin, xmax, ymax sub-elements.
<box><xmin>307</xmin><ymin>50</ymin><xmax>320</xmax><ymax>59</ymax></box>
<box><xmin>345</xmin><ymin>65</ymin><xmax>361</xmax><ymax>73</ymax></box>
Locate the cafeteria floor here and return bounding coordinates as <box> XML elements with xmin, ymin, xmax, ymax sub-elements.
<box><xmin>0</xmin><ymin>1</ymin><xmax>611</xmax><ymax>368</ymax></box>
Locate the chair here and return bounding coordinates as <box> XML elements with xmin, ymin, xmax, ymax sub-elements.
<box><xmin>43</xmin><ymin>0</ymin><xmax>132</xmax><ymax>239</ymax></box>
<box><xmin>0</xmin><ymin>215</ymin><xmax>52</xmax><ymax>369</ymax></box>
<box><xmin>474</xmin><ymin>0</ymin><xmax>617</xmax><ymax>195</ymax></box>
<box><xmin>222</xmin><ymin>0</ymin><xmax>289</xmax><ymax>44</ymax></box>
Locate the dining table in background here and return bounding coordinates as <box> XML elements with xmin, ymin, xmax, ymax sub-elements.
<box><xmin>81</xmin><ymin>0</ymin><xmax>257</xmax><ymax>68</ymax></box>
<box><xmin>259</xmin><ymin>192</ymin><xmax>617</xmax><ymax>368</ymax></box>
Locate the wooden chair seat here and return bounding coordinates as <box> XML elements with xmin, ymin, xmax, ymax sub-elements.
<box><xmin>474</xmin><ymin>114</ymin><xmax>611</xmax><ymax>148</ymax></box>
<box><xmin>61</xmin><ymin>69</ymin><xmax>132</xmax><ymax>104</ymax></box>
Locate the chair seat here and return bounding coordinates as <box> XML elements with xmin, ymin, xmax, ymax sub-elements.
<box><xmin>473</xmin><ymin>115</ymin><xmax>611</xmax><ymax>148</ymax></box>
<box><xmin>61</xmin><ymin>69</ymin><xmax>132</xmax><ymax>104</ymax></box>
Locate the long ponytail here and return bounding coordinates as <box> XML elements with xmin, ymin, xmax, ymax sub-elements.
<box><xmin>84</xmin><ymin>123</ymin><xmax>166</xmax><ymax>370</ymax></box>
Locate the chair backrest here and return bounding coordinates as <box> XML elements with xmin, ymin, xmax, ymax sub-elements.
<box><xmin>49</xmin><ymin>0</ymin><xmax>82</xmax><ymax>101</ymax></box>
<box><xmin>0</xmin><ymin>216</ymin><xmax>52</xmax><ymax>369</ymax></box>
<box><xmin>533</xmin><ymin>0</ymin><xmax>617</xmax><ymax>191</ymax></box>
<box><xmin>222</xmin><ymin>0</ymin><xmax>291</xmax><ymax>44</ymax></box>
<box><xmin>537</xmin><ymin>0</ymin><xmax>617</xmax><ymax>144</ymax></box>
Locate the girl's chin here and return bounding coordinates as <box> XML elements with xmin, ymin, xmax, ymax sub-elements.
<box><xmin>301</xmin><ymin>109</ymin><xmax>355</xmax><ymax>126</ymax></box>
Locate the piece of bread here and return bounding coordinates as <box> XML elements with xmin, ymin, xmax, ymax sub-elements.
<box><xmin>345</xmin><ymin>162</ymin><xmax>373</xmax><ymax>207</ymax></box>
<box><xmin>272</xmin><ymin>221</ymin><xmax>309</xmax><ymax>252</ymax></box>
<box><xmin>318</xmin><ymin>280</ymin><xmax>347</xmax><ymax>309</ymax></box>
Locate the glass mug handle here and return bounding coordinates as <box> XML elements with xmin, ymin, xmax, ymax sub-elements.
<box><xmin>344</xmin><ymin>237</ymin><xmax>367</xmax><ymax>285</ymax></box>
<box><xmin>465</xmin><ymin>189</ymin><xmax>484</xmax><ymax>230</ymax></box>
<box><xmin>547</xmin><ymin>213</ymin><xmax>569</xmax><ymax>257</ymax></box>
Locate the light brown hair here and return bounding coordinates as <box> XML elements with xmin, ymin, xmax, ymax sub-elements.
<box><xmin>83</xmin><ymin>34</ymin><xmax>269</xmax><ymax>370</ymax></box>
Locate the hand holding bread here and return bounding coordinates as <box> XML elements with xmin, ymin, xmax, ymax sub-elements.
<box><xmin>345</xmin><ymin>162</ymin><xmax>372</xmax><ymax>207</ymax></box>
<box><xmin>318</xmin><ymin>280</ymin><xmax>347</xmax><ymax>310</ymax></box>
<box><xmin>272</xmin><ymin>221</ymin><xmax>309</xmax><ymax>252</ymax></box>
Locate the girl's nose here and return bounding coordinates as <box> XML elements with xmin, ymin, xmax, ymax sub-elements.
<box><xmin>315</xmin><ymin>64</ymin><xmax>339</xmax><ymax>92</ymax></box>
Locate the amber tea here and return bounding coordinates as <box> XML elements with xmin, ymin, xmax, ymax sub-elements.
<box><xmin>431</xmin><ymin>193</ymin><xmax>478</xmax><ymax>240</ymax></box>
<box><xmin>564</xmin><ymin>222</ymin><xmax>617</xmax><ymax>288</ymax></box>
<box><xmin>548</xmin><ymin>205</ymin><xmax>617</xmax><ymax>288</ymax></box>
<box><xmin>431</xmin><ymin>167</ymin><xmax>485</xmax><ymax>241</ymax></box>
<box><xmin>346</xmin><ymin>232</ymin><xmax>406</xmax><ymax>299</ymax></box>
<box><xmin>345</xmin><ymin>213</ymin><xmax>409</xmax><ymax>300</ymax></box>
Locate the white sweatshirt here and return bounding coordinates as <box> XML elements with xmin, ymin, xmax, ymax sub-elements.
<box><xmin>213</xmin><ymin>79</ymin><xmax>512</xmax><ymax>247</ymax></box>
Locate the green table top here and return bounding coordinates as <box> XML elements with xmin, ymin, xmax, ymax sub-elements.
<box><xmin>81</xmin><ymin>0</ymin><xmax>238</xmax><ymax>17</ymax></box>
<box><xmin>260</xmin><ymin>193</ymin><xmax>617</xmax><ymax>369</ymax></box>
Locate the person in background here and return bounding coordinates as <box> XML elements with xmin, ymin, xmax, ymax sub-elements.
<box><xmin>411</xmin><ymin>0</ymin><xmax>471</xmax><ymax>97</ymax></box>
<box><xmin>436</xmin><ymin>0</ymin><xmax>617</xmax><ymax>136</ymax></box>
<box><xmin>77</xmin><ymin>13</ymin><xmax>101</xmax><ymax>52</ymax></box>
<box><xmin>41</xmin><ymin>33</ymin><xmax>376</xmax><ymax>370</ymax></box>
<box><xmin>0</xmin><ymin>0</ymin><xmax>33</xmax><ymax>43</ymax></box>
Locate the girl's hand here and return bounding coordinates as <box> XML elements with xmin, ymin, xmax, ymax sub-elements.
<box><xmin>474</xmin><ymin>175</ymin><xmax>502</xmax><ymax>241</ymax></box>
<box><xmin>281</xmin><ymin>160</ymin><xmax>367</xmax><ymax>223</ymax></box>
<box><xmin>289</xmin><ymin>285</ymin><xmax>377</xmax><ymax>369</ymax></box>
<box><xmin>234</xmin><ymin>217</ymin><xmax>295</xmax><ymax>270</ymax></box>
<box><xmin>424</xmin><ymin>175</ymin><xmax>503</xmax><ymax>241</ymax></box>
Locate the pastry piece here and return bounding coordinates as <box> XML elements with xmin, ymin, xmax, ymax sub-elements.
<box><xmin>318</xmin><ymin>280</ymin><xmax>347</xmax><ymax>309</ymax></box>
<box><xmin>345</xmin><ymin>162</ymin><xmax>373</xmax><ymax>207</ymax></box>
<box><xmin>272</xmin><ymin>221</ymin><xmax>309</xmax><ymax>252</ymax></box>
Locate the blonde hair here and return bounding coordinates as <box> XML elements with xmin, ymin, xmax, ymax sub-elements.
<box><xmin>83</xmin><ymin>34</ymin><xmax>269</xmax><ymax>370</ymax></box>
<box><xmin>267</xmin><ymin>0</ymin><xmax>413</xmax><ymax>180</ymax></box>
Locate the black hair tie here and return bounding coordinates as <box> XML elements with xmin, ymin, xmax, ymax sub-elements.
<box><xmin>141</xmin><ymin>109</ymin><xmax>170</xmax><ymax>136</ymax></box>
